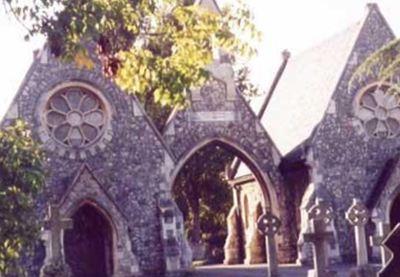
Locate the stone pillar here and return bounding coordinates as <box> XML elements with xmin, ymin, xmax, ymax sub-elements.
<box><xmin>224</xmin><ymin>206</ymin><xmax>242</xmax><ymax>264</ymax></box>
<box><xmin>345</xmin><ymin>198</ymin><xmax>374</xmax><ymax>277</ymax></box>
<box><xmin>158</xmin><ymin>195</ymin><xmax>189</xmax><ymax>273</ymax></box>
<box><xmin>244</xmin><ymin>204</ymin><xmax>265</xmax><ymax>264</ymax></box>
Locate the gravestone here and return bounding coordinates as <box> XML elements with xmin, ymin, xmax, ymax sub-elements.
<box><xmin>257</xmin><ymin>210</ymin><xmax>281</xmax><ymax>277</ymax></box>
<box><xmin>378</xmin><ymin>223</ymin><xmax>400</xmax><ymax>277</ymax></box>
<box><xmin>345</xmin><ymin>198</ymin><xmax>375</xmax><ymax>277</ymax></box>
<box><xmin>302</xmin><ymin>198</ymin><xmax>336</xmax><ymax>277</ymax></box>
<box><xmin>40</xmin><ymin>204</ymin><xmax>73</xmax><ymax>277</ymax></box>
<box><xmin>370</xmin><ymin>222</ymin><xmax>391</xmax><ymax>267</ymax></box>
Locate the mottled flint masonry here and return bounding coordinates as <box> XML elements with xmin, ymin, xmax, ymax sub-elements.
<box><xmin>2</xmin><ymin>2</ymin><xmax>399</xmax><ymax>275</ymax></box>
<box><xmin>3</xmin><ymin>51</ymin><xmax>171</xmax><ymax>275</ymax></box>
<box><xmin>308</xmin><ymin>5</ymin><xmax>399</xmax><ymax>261</ymax></box>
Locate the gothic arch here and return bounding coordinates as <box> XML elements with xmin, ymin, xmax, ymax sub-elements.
<box><xmin>162</xmin><ymin>59</ymin><xmax>297</xmax><ymax>263</ymax></box>
<box><xmin>168</xmin><ymin>137</ymin><xmax>279</xmax><ymax>213</ymax></box>
<box><xmin>57</xmin><ymin>164</ymin><xmax>139</xmax><ymax>276</ymax></box>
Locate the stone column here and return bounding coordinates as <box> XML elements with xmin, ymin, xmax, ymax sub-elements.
<box><xmin>345</xmin><ymin>198</ymin><xmax>374</xmax><ymax>277</ymax></box>
<box><xmin>224</xmin><ymin>184</ymin><xmax>245</xmax><ymax>264</ymax></box>
<box><xmin>244</xmin><ymin>204</ymin><xmax>266</xmax><ymax>264</ymax></box>
<box><xmin>158</xmin><ymin>196</ymin><xmax>183</xmax><ymax>273</ymax></box>
<box><xmin>257</xmin><ymin>210</ymin><xmax>281</xmax><ymax>277</ymax></box>
<box><xmin>302</xmin><ymin>198</ymin><xmax>336</xmax><ymax>277</ymax></box>
<box><xmin>224</xmin><ymin>206</ymin><xmax>242</xmax><ymax>264</ymax></box>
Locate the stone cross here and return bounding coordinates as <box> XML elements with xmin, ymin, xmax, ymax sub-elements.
<box><xmin>370</xmin><ymin>221</ymin><xmax>391</xmax><ymax>267</ymax></box>
<box><xmin>44</xmin><ymin>204</ymin><xmax>73</xmax><ymax>262</ymax></box>
<box><xmin>302</xmin><ymin>198</ymin><xmax>335</xmax><ymax>277</ymax></box>
<box><xmin>378</xmin><ymin>223</ymin><xmax>400</xmax><ymax>277</ymax></box>
<box><xmin>257</xmin><ymin>210</ymin><xmax>281</xmax><ymax>277</ymax></box>
<box><xmin>345</xmin><ymin>198</ymin><xmax>369</xmax><ymax>266</ymax></box>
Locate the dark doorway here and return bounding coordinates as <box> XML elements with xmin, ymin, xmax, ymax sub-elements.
<box><xmin>64</xmin><ymin>203</ymin><xmax>114</xmax><ymax>277</ymax></box>
<box><xmin>390</xmin><ymin>194</ymin><xmax>400</xmax><ymax>229</ymax></box>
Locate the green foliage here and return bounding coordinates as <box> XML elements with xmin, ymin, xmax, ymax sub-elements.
<box><xmin>352</xmin><ymin>38</ymin><xmax>400</xmax><ymax>89</ymax></box>
<box><xmin>173</xmin><ymin>144</ymin><xmax>233</xmax><ymax>263</ymax></box>
<box><xmin>0</xmin><ymin>120</ymin><xmax>45</xmax><ymax>276</ymax></box>
<box><xmin>4</xmin><ymin>0</ymin><xmax>260</xmax><ymax>107</ymax></box>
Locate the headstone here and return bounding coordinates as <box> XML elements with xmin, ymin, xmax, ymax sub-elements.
<box><xmin>345</xmin><ymin>198</ymin><xmax>375</xmax><ymax>277</ymax></box>
<box><xmin>370</xmin><ymin>222</ymin><xmax>391</xmax><ymax>267</ymax></box>
<box><xmin>378</xmin><ymin>223</ymin><xmax>400</xmax><ymax>277</ymax></box>
<box><xmin>257</xmin><ymin>210</ymin><xmax>281</xmax><ymax>277</ymax></box>
<box><xmin>40</xmin><ymin>204</ymin><xmax>73</xmax><ymax>277</ymax></box>
<box><xmin>302</xmin><ymin>198</ymin><xmax>336</xmax><ymax>277</ymax></box>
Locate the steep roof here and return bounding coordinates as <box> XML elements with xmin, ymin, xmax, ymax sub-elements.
<box><xmin>235</xmin><ymin>3</ymin><xmax>396</xmax><ymax>178</ymax></box>
<box><xmin>262</xmin><ymin>23</ymin><xmax>362</xmax><ymax>155</ymax></box>
<box><xmin>261</xmin><ymin>4</ymin><xmax>395</xmax><ymax>155</ymax></box>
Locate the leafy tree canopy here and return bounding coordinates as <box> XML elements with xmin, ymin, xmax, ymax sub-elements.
<box><xmin>0</xmin><ymin>120</ymin><xmax>46</xmax><ymax>276</ymax></box>
<box><xmin>4</xmin><ymin>0</ymin><xmax>260</xmax><ymax>107</ymax></box>
<box><xmin>352</xmin><ymin>39</ymin><xmax>400</xmax><ymax>88</ymax></box>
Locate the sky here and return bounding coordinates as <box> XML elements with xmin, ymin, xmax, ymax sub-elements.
<box><xmin>1</xmin><ymin>1</ymin><xmax>400</xmax><ymax>118</ymax></box>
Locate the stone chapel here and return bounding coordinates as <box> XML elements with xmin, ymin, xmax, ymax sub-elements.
<box><xmin>227</xmin><ymin>2</ymin><xmax>400</xmax><ymax>267</ymax></box>
<box><xmin>2</xmin><ymin>0</ymin><xmax>400</xmax><ymax>276</ymax></box>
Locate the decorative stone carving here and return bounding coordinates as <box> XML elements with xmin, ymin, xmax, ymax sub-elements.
<box><xmin>199</xmin><ymin>78</ymin><xmax>227</xmax><ymax>111</ymax></box>
<box><xmin>302</xmin><ymin>198</ymin><xmax>336</xmax><ymax>277</ymax></box>
<box><xmin>355</xmin><ymin>83</ymin><xmax>400</xmax><ymax>138</ymax></box>
<box><xmin>38</xmin><ymin>82</ymin><xmax>113</xmax><ymax>159</ymax></box>
<box><xmin>40</xmin><ymin>204</ymin><xmax>73</xmax><ymax>277</ymax></box>
<box><xmin>45</xmin><ymin>86</ymin><xmax>107</xmax><ymax>147</ymax></box>
<box><xmin>346</xmin><ymin>198</ymin><xmax>375</xmax><ymax>277</ymax></box>
<box><xmin>257</xmin><ymin>211</ymin><xmax>281</xmax><ymax>277</ymax></box>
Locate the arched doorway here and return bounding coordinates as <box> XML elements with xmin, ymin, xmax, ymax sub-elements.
<box><xmin>64</xmin><ymin>203</ymin><xmax>114</xmax><ymax>277</ymax></box>
<box><xmin>170</xmin><ymin>138</ymin><xmax>276</xmax><ymax>266</ymax></box>
<box><xmin>390</xmin><ymin>193</ymin><xmax>400</xmax><ymax>229</ymax></box>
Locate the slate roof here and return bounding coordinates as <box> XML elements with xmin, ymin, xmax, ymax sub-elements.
<box><xmin>262</xmin><ymin>20</ymin><xmax>364</xmax><ymax>155</ymax></box>
<box><xmin>236</xmin><ymin>4</ymin><xmax>390</xmax><ymax>177</ymax></box>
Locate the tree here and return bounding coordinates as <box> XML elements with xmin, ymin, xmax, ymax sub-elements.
<box><xmin>3</xmin><ymin>0</ymin><xmax>260</xmax><ymax>108</ymax></box>
<box><xmin>173</xmin><ymin>144</ymin><xmax>233</xmax><ymax>262</ymax></box>
<box><xmin>352</xmin><ymin>39</ymin><xmax>400</xmax><ymax>87</ymax></box>
<box><xmin>0</xmin><ymin>120</ymin><xmax>46</xmax><ymax>276</ymax></box>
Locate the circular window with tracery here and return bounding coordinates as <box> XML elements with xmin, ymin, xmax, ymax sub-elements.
<box><xmin>356</xmin><ymin>83</ymin><xmax>400</xmax><ymax>138</ymax></box>
<box><xmin>44</xmin><ymin>86</ymin><xmax>108</xmax><ymax>148</ymax></box>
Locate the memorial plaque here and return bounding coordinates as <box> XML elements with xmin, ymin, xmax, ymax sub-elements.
<box><xmin>190</xmin><ymin>111</ymin><xmax>236</xmax><ymax>122</ymax></box>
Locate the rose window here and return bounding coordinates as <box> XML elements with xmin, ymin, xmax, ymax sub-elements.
<box><xmin>356</xmin><ymin>84</ymin><xmax>400</xmax><ymax>138</ymax></box>
<box><xmin>45</xmin><ymin>87</ymin><xmax>107</xmax><ymax>147</ymax></box>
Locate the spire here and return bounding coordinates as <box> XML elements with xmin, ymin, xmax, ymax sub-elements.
<box><xmin>197</xmin><ymin>0</ymin><xmax>221</xmax><ymax>14</ymax></box>
<box><xmin>366</xmin><ymin>3</ymin><xmax>379</xmax><ymax>12</ymax></box>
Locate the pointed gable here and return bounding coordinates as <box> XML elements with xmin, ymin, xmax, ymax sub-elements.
<box><xmin>197</xmin><ymin>0</ymin><xmax>221</xmax><ymax>14</ymax></box>
<box><xmin>260</xmin><ymin>3</ymin><xmax>395</xmax><ymax>155</ymax></box>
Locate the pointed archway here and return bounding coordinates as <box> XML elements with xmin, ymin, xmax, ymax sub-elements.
<box><xmin>64</xmin><ymin>203</ymin><xmax>114</xmax><ymax>277</ymax></box>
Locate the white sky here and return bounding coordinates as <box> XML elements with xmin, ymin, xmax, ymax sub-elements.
<box><xmin>0</xmin><ymin>1</ymin><xmax>400</xmax><ymax>118</ymax></box>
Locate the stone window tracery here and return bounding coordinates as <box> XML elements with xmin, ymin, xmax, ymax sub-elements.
<box><xmin>356</xmin><ymin>83</ymin><xmax>400</xmax><ymax>138</ymax></box>
<box><xmin>45</xmin><ymin>87</ymin><xmax>107</xmax><ymax>147</ymax></box>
